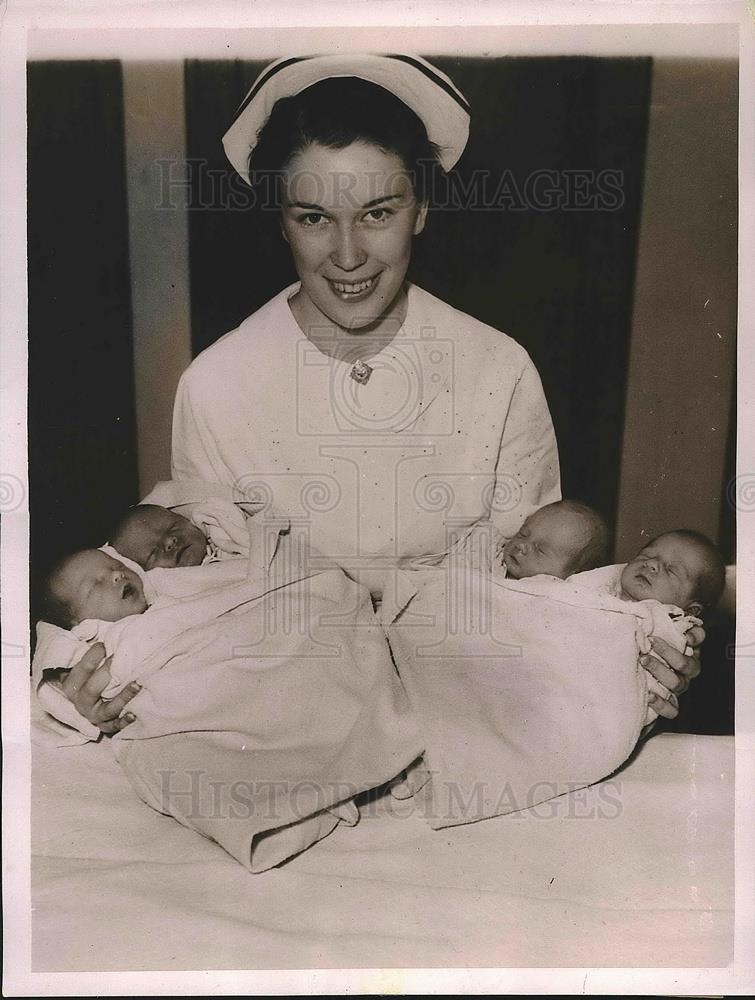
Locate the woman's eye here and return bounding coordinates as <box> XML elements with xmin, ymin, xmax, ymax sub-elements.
<box><xmin>299</xmin><ymin>212</ymin><xmax>328</xmax><ymax>227</ymax></box>
<box><xmin>364</xmin><ymin>208</ymin><xmax>392</xmax><ymax>223</ymax></box>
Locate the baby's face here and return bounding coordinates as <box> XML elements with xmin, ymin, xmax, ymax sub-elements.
<box><xmin>112</xmin><ymin>506</ymin><xmax>207</xmax><ymax>570</ymax></box>
<box><xmin>501</xmin><ymin>506</ymin><xmax>587</xmax><ymax>580</ymax></box>
<box><xmin>53</xmin><ymin>550</ymin><xmax>147</xmax><ymax>624</ymax></box>
<box><xmin>620</xmin><ymin>535</ymin><xmax>704</xmax><ymax>608</ymax></box>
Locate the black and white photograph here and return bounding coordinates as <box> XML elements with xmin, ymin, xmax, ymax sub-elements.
<box><xmin>2</xmin><ymin>0</ymin><xmax>753</xmax><ymax>994</ymax></box>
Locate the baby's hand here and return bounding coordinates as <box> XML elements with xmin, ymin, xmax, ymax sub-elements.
<box><xmin>60</xmin><ymin>644</ymin><xmax>139</xmax><ymax>736</ymax></box>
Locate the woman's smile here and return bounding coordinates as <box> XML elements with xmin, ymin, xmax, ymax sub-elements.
<box><xmin>326</xmin><ymin>272</ymin><xmax>382</xmax><ymax>301</ymax></box>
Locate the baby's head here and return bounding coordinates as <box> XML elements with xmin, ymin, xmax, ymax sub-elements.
<box><xmin>110</xmin><ymin>504</ymin><xmax>207</xmax><ymax>570</ymax></box>
<box><xmin>620</xmin><ymin>529</ymin><xmax>725</xmax><ymax>615</ymax></box>
<box><xmin>41</xmin><ymin>549</ymin><xmax>147</xmax><ymax>630</ymax></box>
<box><xmin>501</xmin><ymin>500</ymin><xmax>609</xmax><ymax>580</ymax></box>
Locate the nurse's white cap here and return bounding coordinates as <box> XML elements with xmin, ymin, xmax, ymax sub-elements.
<box><xmin>222</xmin><ymin>53</ymin><xmax>471</xmax><ymax>184</ymax></box>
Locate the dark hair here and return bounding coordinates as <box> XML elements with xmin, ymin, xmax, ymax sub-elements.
<box><xmin>110</xmin><ymin>504</ymin><xmax>164</xmax><ymax>547</ymax></box>
<box><xmin>649</xmin><ymin>529</ymin><xmax>726</xmax><ymax>610</ymax></box>
<box><xmin>37</xmin><ymin>552</ymin><xmax>80</xmax><ymax>630</ymax></box>
<box><xmin>249</xmin><ymin>77</ymin><xmax>442</xmax><ymax>205</ymax></box>
<box><xmin>545</xmin><ymin>499</ymin><xmax>611</xmax><ymax>574</ymax></box>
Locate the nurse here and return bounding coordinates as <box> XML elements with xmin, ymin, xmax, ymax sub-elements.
<box><xmin>172</xmin><ymin>55</ymin><xmax>561</xmax><ymax>596</ymax></box>
<box><xmin>63</xmin><ymin>54</ymin><xmax>701</xmax><ymax>731</ymax></box>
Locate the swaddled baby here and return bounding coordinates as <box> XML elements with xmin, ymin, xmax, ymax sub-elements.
<box><xmin>495</xmin><ymin>500</ymin><xmax>609</xmax><ymax>580</ymax></box>
<box><xmin>37</xmin><ymin>505</ymin><xmax>261</xmax><ymax>702</ymax></box>
<box><xmin>497</xmin><ymin>504</ymin><xmax>724</xmax><ymax>726</ymax></box>
<box><xmin>569</xmin><ymin>528</ymin><xmax>725</xmax><ymax>619</ymax></box>
<box><xmin>110</xmin><ymin>502</ymin><xmax>233</xmax><ymax>569</ymax></box>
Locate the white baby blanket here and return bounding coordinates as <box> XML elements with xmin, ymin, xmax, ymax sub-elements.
<box><xmin>384</xmin><ymin>561</ymin><xmax>691</xmax><ymax>829</ymax></box>
<box><xmin>568</xmin><ymin>562</ymin><xmax>699</xmax><ymax>724</ymax></box>
<box><xmin>110</xmin><ymin>538</ymin><xmax>421</xmax><ymax>870</ymax></box>
<box><xmin>32</xmin><ymin>507</ymin><xmax>422</xmax><ymax>870</ymax></box>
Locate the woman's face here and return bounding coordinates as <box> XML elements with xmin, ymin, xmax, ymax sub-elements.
<box><xmin>280</xmin><ymin>140</ymin><xmax>428</xmax><ymax>333</ymax></box>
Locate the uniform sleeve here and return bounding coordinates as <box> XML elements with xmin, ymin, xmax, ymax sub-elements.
<box><xmin>490</xmin><ymin>357</ymin><xmax>561</xmax><ymax>538</ymax></box>
<box><xmin>171</xmin><ymin>370</ymin><xmax>233</xmax><ymax>486</ymax></box>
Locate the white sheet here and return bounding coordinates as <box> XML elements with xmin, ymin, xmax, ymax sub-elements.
<box><xmin>32</xmin><ymin>701</ymin><xmax>733</xmax><ymax>970</ymax></box>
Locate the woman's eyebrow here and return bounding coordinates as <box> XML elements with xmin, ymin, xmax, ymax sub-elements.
<box><xmin>362</xmin><ymin>194</ymin><xmax>403</xmax><ymax>209</ymax></box>
<box><xmin>289</xmin><ymin>194</ymin><xmax>403</xmax><ymax>211</ymax></box>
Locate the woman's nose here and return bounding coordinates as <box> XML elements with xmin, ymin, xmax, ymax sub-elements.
<box><xmin>330</xmin><ymin>225</ymin><xmax>367</xmax><ymax>271</ymax></box>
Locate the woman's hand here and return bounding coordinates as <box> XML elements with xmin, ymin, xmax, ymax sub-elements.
<box><xmin>640</xmin><ymin>632</ymin><xmax>704</xmax><ymax>720</ymax></box>
<box><xmin>59</xmin><ymin>643</ymin><xmax>139</xmax><ymax>736</ymax></box>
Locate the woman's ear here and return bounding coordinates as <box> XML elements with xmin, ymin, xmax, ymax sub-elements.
<box><xmin>279</xmin><ymin>218</ymin><xmax>290</xmax><ymax>245</ymax></box>
<box><xmin>413</xmin><ymin>200</ymin><xmax>429</xmax><ymax>236</ymax></box>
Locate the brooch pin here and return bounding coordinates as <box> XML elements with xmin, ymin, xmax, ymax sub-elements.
<box><xmin>350</xmin><ymin>360</ymin><xmax>373</xmax><ymax>384</ymax></box>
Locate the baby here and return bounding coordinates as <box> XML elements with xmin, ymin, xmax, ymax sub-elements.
<box><xmin>575</xmin><ymin>528</ymin><xmax>725</xmax><ymax>618</ymax></box>
<box><xmin>110</xmin><ymin>504</ymin><xmax>214</xmax><ymax>570</ymax></box>
<box><xmin>40</xmin><ymin>548</ymin><xmax>149</xmax><ymax>631</ymax></box>
<box><xmin>404</xmin><ymin>500</ymin><xmax>609</xmax><ymax>581</ymax></box>
<box><xmin>496</xmin><ymin>500</ymin><xmax>610</xmax><ymax>580</ymax></box>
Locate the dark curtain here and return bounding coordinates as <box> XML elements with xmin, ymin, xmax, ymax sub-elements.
<box><xmin>184</xmin><ymin>58</ymin><xmax>291</xmax><ymax>350</ymax></box>
<box><xmin>184</xmin><ymin>56</ymin><xmax>652</xmax><ymax>533</ymax></box>
<box><xmin>27</xmin><ymin>60</ymin><xmax>139</xmax><ymax>611</ymax></box>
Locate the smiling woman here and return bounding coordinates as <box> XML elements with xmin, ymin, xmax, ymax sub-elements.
<box><xmin>172</xmin><ymin>56</ymin><xmax>561</xmax><ymax>585</ymax></box>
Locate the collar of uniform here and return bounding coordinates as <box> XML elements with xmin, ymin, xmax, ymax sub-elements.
<box><xmin>282</xmin><ymin>282</ymin><xmax>451</xmax><ymax>433</ymax></box>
